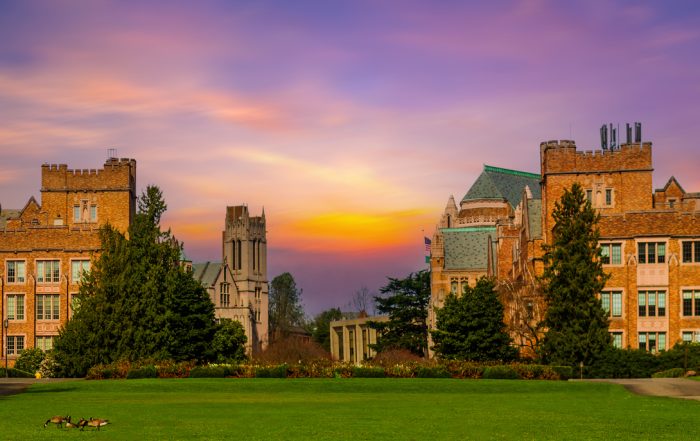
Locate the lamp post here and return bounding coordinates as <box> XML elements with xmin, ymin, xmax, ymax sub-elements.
<box><xmin>3</xmin><ymin>318</ymin><xmax>7</xmax><ymax>378</ymax></box>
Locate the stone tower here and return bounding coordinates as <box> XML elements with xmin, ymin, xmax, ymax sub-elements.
<box><xmin>222</xmin><ymin>205</ymin><xmax>269</xmax><ymax>352</ymax></box>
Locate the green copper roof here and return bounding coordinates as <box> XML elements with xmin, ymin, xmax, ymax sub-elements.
<box><xmin>443</xmin><ymin>229</ymin><xmax>496</xmax><ymax>270</ymax></box>
<box><xmin>462</xmin><ymin>165</ymin><xmax>541</xmax><ymax>208</ymax></box>
<box><xmin>192</xmin><ymin>262</ymin><xmax>221</xmax><ymax>287</ymax></box>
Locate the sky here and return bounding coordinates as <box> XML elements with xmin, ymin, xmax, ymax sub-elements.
<box><xmin>1</xmin><ymin>0</ymin><xmax>700</xmax><ymax>315</ymax></box>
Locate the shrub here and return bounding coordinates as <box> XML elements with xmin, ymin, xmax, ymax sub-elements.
<box><xmin>333</xmin><ymin>365</ymin><xmax>354</xmax><ymax>378</ymax></box>
<box><xmin>483</xmin><ymin>365</ymin><xmax>520</xmax><ymax>380</ymax></box>
<box><xmin>416</xmin><ymin>366</ymin><xmax>451</xmax><ymax>378</ymax></box>
<box><xmin>586</xmin><ymin>349</ymin><xmax>659</xmax><ymax>378</ymax></box>
<box><xmin>371</xmin><ymin>349</ymin><xmax>423</xmax><ymax>367</ymax></box>
<box><xmin>14</xmin><ymin>348</ymin><xmax>45</xmax><ymax>374</ymax></box>
<box><xmin>0</xmin><ymin>368</ymin><xmax>34</xmax><ymax>378</ymax></box>
<box><xmin>652</xmin><ymin>368</ymin><xmax>686</xmax><ymax>378</ymax></box>
<box><xmin>442</xmin><ymin>360</ymin><xmax>485</xmax><ymax>379</ymax></box>
<box><xmin>190</xmin><ymin>366</ymin><xmax>226</xmax><ymax>378</ymax></box>
<box><xmin>38</xmin><ymin>352</ymin><xmax>59</xmax><ymax>378</ymax></box>
<box><xmin>126</xmin><ymin>365</ymin><xmax>157</xmax><ymax>379</ymax></box>
<box><xmin>352</xmin><ymin>366</ymin><xmax>385</xmax><ymax>378</ymax></box>
<box><xmin>255</xmin><ymin>338</ymin><xmax>330</xmax><ymax>365</ymax></box>
<box><xmin>155</xmin><ymin>360</ymin><xmax>194</xmax><ymax>378</ymax></box>
<box><xmin>255</xmin><ymin>364</ymin><xmax>289</xmax><ymax>378</ymax></box>
<box><xmin>550</xmin><ymin>366</ymin><xmax>573</xmax><ymax>380</ymax></box>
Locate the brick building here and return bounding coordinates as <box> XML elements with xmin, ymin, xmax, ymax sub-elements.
<box><xmin>431</xmin><ymin>137</ymin><xmax>700</xmax><ymax>354</ymax></box>
<box><xmin>192</xmin><ymin>205</ymin><xmax>269</xmax><ymax>354</ymax></box>
<box><xmin>1</xmin><ymin>158</ymin><xmax>136</xmax><ymax>366</ymax></box>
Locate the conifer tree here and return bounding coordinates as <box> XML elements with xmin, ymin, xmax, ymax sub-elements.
<box><xmin>53</xmin><ymin>186</ymin><xmax>216</xmax><ymax>377</ymax></box>
<box><xmin>369</xmin><ymin>271</ymin><xmax>430</xmax><ymax>357</ymax></box>
<box><xmin>431</xmin><ymin>277</ymin><xmax>517</xmax><ymax>361</ymax></box>
<box><xmin>538</xmin><ymin>183</ymin><xmax>612</xmax><ymax>367</ymax></box>
<box><xmin>268</xmin><ymin>272</ymin><xmax>305</xmax><ymax>340</ymax></box>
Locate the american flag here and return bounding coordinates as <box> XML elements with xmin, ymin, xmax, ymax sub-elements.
<box><xmin>424</xmin><ymin>236</ymin><xmax>431</xmax><ymax>252</ymax></box>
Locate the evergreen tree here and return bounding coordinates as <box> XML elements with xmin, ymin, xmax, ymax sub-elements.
<box><xmin>309</xmin><ymin>307</ymin><xmax>343</xmax><ymax>352</ymax></box>
<box><xmin>431</xmin><ymin>277</ymin><xmax>517</xmax><ymax>361</ymax></box>
<box><xmin>211</xmin><ymin>318</ymin><xmax>248</xmax><ymax>363</ymax></box>
<box><xmin>369</xmin><ymin>271</ymin><xmax>430</xmax><ymax>357</ymax></box>
<box><xmin>53</xmin><ymin>186</ymin><xmax>216</xmax><ymax>377</ymax></box>
<box><xmin>268</xmin><ymin>272</ymin><xmax>305</xmax><ymax>340</ymax></box>
<box><xmin>538</xmin><ymin>183</ymin><xmax>612</xmax><ymax>367</ymax></box>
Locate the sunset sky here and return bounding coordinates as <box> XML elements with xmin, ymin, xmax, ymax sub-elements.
<box><xmin>1</xmin><ymin>0</ymin><xmax>700</xmax><ymax>315</ymax></box>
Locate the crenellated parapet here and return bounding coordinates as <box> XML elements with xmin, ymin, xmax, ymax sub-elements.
<box><xmin>41</xmin><ymin>158</ymin><xmax>136</xmax><ymax>191</ymax></box>
<box><xmin>541</xmin><ymin>140</ymin><xmax>652</xmax><ymax>176</ymax></box>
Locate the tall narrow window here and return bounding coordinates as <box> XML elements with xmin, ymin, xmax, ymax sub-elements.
<box><xmin>73</xmin><ymin>205</ymin><xmax>81</xmax><ymax>221</ymax></box>
<box><xmin>586</xmin><ymin>190</ymin><xmax>593</xmax><ymax>203</ymax></box>
<box><xmin>71</xmin><ymin>260</ymin><xmax>90</xmax><ymax>283</ymax></box>
<box><xmin>89</xmin><ymin>205</ymin><xmax>97</xmax><ymax>221</ymax></box>
<box><xmin>611</xmin><ymin>332</ymin><xmax>623</xmax><ymax>348</ymax></box>
<box><xmin>605</xmin><ymin>189</ymin><xmax>612</xmax><ymax>205</ymax></box>
<box><xmin>638</xmin><ymin>292</ymin><xmax>646</xmax><ymax>317</ymax></box>
<box><xmin>601</xmin><ymin>292</ymin><xmax>610</xmax><ymax>315</ymax></box>
<box><xmin>6</xmin><ymin>295</ymin><xmax>25</xmax><ymax>320</ymax></box>
<box><xmin>252</xmin><ymin>240</ymin><xmax>257</xmax><ymax>271</ymax></box>
<box><xmin>237</xmin><ymin>240</ymin><xmax>242</xmax><ymax>270</ymax></box>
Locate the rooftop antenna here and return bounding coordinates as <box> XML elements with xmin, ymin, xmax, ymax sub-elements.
<box><xmin>626</xmin><ymin>123</ymin><xmax>632</xmax><ymax>144</ymax></box>
<box><xmin>600</xmin><ymin>124</ymin><xmax>608</xmax><ymax>150</ymax></box>
<box><xmin>107</xmin><ymin>148</ymin><xmax>117</xmax><ymax>159</ymax></box>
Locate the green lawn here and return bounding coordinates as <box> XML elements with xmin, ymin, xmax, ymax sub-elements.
<box><xmin>2</xmin><ymin>378</ymin><xmax>699</xmax><ymax>440</ymax></box>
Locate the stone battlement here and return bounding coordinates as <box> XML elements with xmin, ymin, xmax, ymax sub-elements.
<box><xmin>541</xmin><ymin>141</ymin><xmax>652</xmax><ymax>175</ymax></box>
<box><xmin>41</xmin><ymin>158</ymin><xmax>136</xmax><ymax>191</ymax></box>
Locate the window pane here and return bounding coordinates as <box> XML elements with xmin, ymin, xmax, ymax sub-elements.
<box><xmin>638</xmin><ymin>243</ymin><xmax>646</xmax><ymax>264</ymax></box>
<box><xmin>90</xmin><ymin>205</ymin><xmax>97</xmax><ymax>221</ymax></box>
<box><xmin>648</xmin><ymin>333</ymin><xmax>657</xmax><ymax>352</ymax></box>
<box><xmin>7</xmin><ymin>296</ymin><xmax>15</xmax><ymax>320</ymax></box>
<box><xmin>695</xmin><ymin>291</ymin><xmax>700</xmax><ymax>316</ymax></box>
<box><xmin>37</xmin><ymin>295</ymin><xmax>44</xmax><ymax>320</ymax></box>
<box><xmin>657</xmin><ymin>243</ymin><xmax>665</xmax><ymax>263</ymax></box>
<box><xmin>638</xmin><ymin>292</ymin><xmax>646</xmax><ymax>317</ymax></box>
<box><xmin>696</xmin><ymin>242</ymin><xmax>700</xmax><ymax>263</ymax></box>
<box><xmin>53</xmin><ymin>296</ymin><xmax>59</xmax><ymax>319</ymax></box>
<box><xmin>73</xmin><ymin>205</ymin><xmax>80</xmax><ymax>221</ymax></box>
<box><xmin>658</xmin><ymin>333</ymin><xmax>666</xmax><ymax>351</ymax></box>
<box><xmin>648</xmin><ymin>292</ymin><xmax>656</xmax><ymax>317</ymax></box>
<box><xmin>612</xmin><ymin>244</ymin><xmax>621</xmax><ymax>265</ymax></box>
<box><xmin>638</xmin><ymin>333</ymin><xmax>647</xmax><ymax>350</ymax></box>
<box><xmin>684</xmin><ymin>291</ymin><xmax>693</xmax><ymax>316</ymax></box>
<box><xmin>683</xmin><ymin>332</ymin><xmax>692</xmax><ymax>343</ymax></box>
<box><xmin>658</xmin><ymin>292</ymin><xmax>666</xmax><ymax>317</ymax></box>
<box><xmin>612</xmin><ymin>292</ymin><xmax>622</xmax><ymax>317</ymax></box>
<box><xmin>683</xmin><ymin>242</ymin><xmax>693</xmax><ymax>262</ymax></box>
<box><xmin>16</xmin><ymin>296</ymin><xmax>24</xmax><ymax>320</ymax></box>
<box><xmin>601</xmin><ymin>292</ymin><xmax>610</xmax><ymax>315</ymax></box>
<box><xmin>606</xmin><ymin>189</ymin><xmax>612</xmax><ymax>205</ymax></box>
<box><xmin>601</xmin><ymin>245</ymin><xmax>610</xmax><ymax>265</ymax></box>
<box><xmin>648</xmin><ymin>243</ymin><xmax>656</xmax><ymax>264</ymax></box>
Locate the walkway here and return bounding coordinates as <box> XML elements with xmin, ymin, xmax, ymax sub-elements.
<box><xmin>586</xmin><ymin>378</ymin><xmax>700</xmax><ymax>400</ymax></box>
<box><xmin>0</xmin><ymin>378</ymin><xmax>81</xmax><ymax>397</ymax></box>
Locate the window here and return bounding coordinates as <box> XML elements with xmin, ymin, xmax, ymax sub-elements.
<box><xmin>6</xmin><ymin>295</ymin><xmax>24</xmax><ymax>320</ymax></box>
<box><xmin>90</xmin><ymin>205</ymin><xmax>97</xmax><ymax>221</ymax></box>
<box><xmin>220</xmin><ymin>283</ymin><xmax>230</xmax><ymax>307</ymax></box>
<box><xmin>638</xmin><ymin>242</ymin><xmax>665</xmax><ymax>264</ymax></box>
<box><xmin>36</xmin><ymin>336</ymin><xmax>54</xmax><ymax>351</ymax></box>
<box><xmin>605</xmin><ymin>189</ymin><xmax>612</xmax><ymax>205</ymax></box>
<box><xmin>6</xmin><ymin>260</ymin><xmax>26</xmax><ymax>283</ymax></box>
<box><xmin>586</xmin><ymin>190</ymin><xmax>593</xmax><ymax>203</ymax></box>
<box><xmin>460</xmin><ymin>277</ymin><xmax>468</xmax><ymax>295</ymax></box>
<box><xmin>70</xmin><ymin>294</ymin><xmax>81</xmax><ymax>318</ymax></box>
<box><xmin>682</xmin><ymin>241</ymin><xmax>700</xmax><ymax>263</ymax></box>
<box><xmin>639</xmin><ymin>332</ymin><xmax>666</xmax><ymax>352</ymax></box>
<box><xmin>71</xmin><ymin>260</ymin><xmax>90</xmax><ymax>283</ymax></box>
<box><xmin>600</xmin><ymin>291</ymin><xmax>622</xmax><ymax>317</ymax></box>
<box><xmin>638</xmin><ymin>291</ymin><xmax>665</xmax><ymax>317</ymax></box>
<box><xmin>37</xmin><ymin>260</ymin><xmax>60</xmax><ymax>283</ymax></box>
<box><xmin>611</xmin><ymin>332</ymin><xmax>623</xmax><ymax>348</ymax></box>
<box><xmin>682</xmin><ymin>290</ymin><xmax>700</xmax><ymax>316</ymax></box>
<box><xmin>669</xmin><ymin>199</ymin><xmax>676</xmax><ymax>208</ymax></box>
<box><xmin>36</xmin><ymin>295</ymin><xmax>60</xmax><ymax>320</ymax></box>
<box><xmin>682</xmin><ymin>331</ymin><xmax>700</xmax><ymax>343</ymax></box>
<box><xmin>600</xmin><ymin>243</ymin><xmax>622</xmax><ymax>265</ymax></box>
<box><xmin>450</xmin><ymin>280</ymin><xmax>458</xmax><ymax>295</ymax></box>
<box><xmin>6</xmin><ymin>336</ymin><xmax>24</xmax><ymax>356</ymax></box>
<box><xmin>73</xmin><ymin>205</ymin><xmax>81</xmax><ymax>221</ymax></box>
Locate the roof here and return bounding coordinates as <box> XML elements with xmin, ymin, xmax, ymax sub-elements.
<box><xmin>0</xmin><ymin>208</ymin><xmax>21</xmax><ymax>229</ymax></box>
<box><xmin>442</xmin><ymin>226</ymin><xmax>497</xmax><ymax>270</ymax></box>
<box><xmin>191</xmin><ymin>262</ymin><xmax>221</xmax><ymax>287</ymax></box>
<box><xmin>462</xmin><ymin>165</ymin><xmax>541</xmax><ymax>208</ymax></box>
<box><xmin>527</xmin><ymin>199</ymin><xmax>542</xmax><ymax>239</ymax></box>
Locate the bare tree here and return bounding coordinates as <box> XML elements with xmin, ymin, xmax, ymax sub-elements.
<box><xmin>351</xmin><ymin>286</ymin><xmax>375</xmax><ymax>316</ymax></box>
<box><xmin>498</xmin><ymin>277</ymin><xmax>545</xmax><ymax>358</ymax></box>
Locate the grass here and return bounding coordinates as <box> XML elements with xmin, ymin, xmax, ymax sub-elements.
<box><xmin>2</xmin><ymin>378</ymin><xmax>700</xmax><ymax>440</ymax></box>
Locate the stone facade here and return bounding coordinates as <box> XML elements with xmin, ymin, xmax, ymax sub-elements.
<box><xmin>193</xmin><ymin>205</ymin><xmax>269</xmax><ymax>355</ymax></box>
<box><xmin>1</xmin><ymin>158</ymin><xmax>136</xmax><ymax>366</ymax></box>
<box><xmin>330</xmin><ymin>314</ymin><xmax>388</xmax><ymax>364</ymax></box>
<box><xmin>433</xmin><ymin>138</ymin><xmax>700</xmax><ymax>355</ymax></box>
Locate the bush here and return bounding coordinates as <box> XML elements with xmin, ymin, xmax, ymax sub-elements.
<box><xmin>38</xmin><ymin>352</ymin><xmax>59</xmax><ymax>378</ymax></box>
<box><xmin>442</xmin><ymin>361</ymin><xmax>485</xmax><ymax>379</ymax></box>
<box><xmin>586</xmin><ymin>349</ymin><xmax>659</xmax><ymax>378</ymax></box>
<box><xmin>255</xmin><ymin>338</ymin><xmax>330</xmax><ymax>365</ymax></box>
<box><xmin>416</xmin><ymin>366</ymin><xmax>451</xmax><ymax>378</ymax></box>
<box><xmin>371</xmin><ymin>349</ymin><xmax>423</xmax><ymax>367</ymax></box>
<box><xmin>14</xmin><ymin>348</ymin><xmax>45</xmax><ymax>374</ymax></box>
<box><xmin>352</xmin><ymin>366</ymin><xmax>385</xmax><ymax>378</ymax></box>
<box><xmin>652</xmin><ymin>368</ymin><xmax>686</xmax><ymax>378</ymax></box>
<box><xmin>155</xmin><ymin>360</ymin><xmax>195</xmax><ymax>378</ymax></box>
<box><xmin>190</xmin><ymin>366</ymin><xmax>226</xmax><ymax>378</ymax></box>
<box><xmin>483</xmin><ymin>365</ymin><xmax>520</xmax><ymax>380</ymax></box>
<box><xmin>126</xmin><ymin>365</ymin><xmax>157</xmax><ymax>379</ymax></box>
<box><xmin>0</xmin><ymin>368</ymin><xmax>35</xmax><ymax>378</ymax></box>
<box><xmin>255</xmin><ymin>364</ymin><xmax>289</xmax><ymax>378</ymax></box>
<box><xmin>550</xmin><ymin>366</ymin><xmax>573</xmax><ymax>380</ymax></box>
